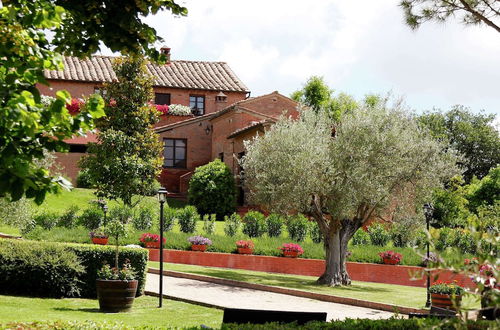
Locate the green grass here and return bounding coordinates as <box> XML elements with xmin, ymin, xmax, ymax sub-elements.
<box><xmin>0</xmin><ymin>294</ymin><xmax>222</xmax><ymax>328</ymax></box>
<box><xmin>0</xmin><ymin>224</ymin><xmax>20</xmax><ymax>236</ymax></box>
<box><xmin>148</xmin><ymin>262</ymin><xmax>481</xmax><ymax>310</ymax></box>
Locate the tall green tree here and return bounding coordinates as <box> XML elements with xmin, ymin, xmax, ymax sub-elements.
<box><xmin>400</xmin><ymin>0</ymin><xmax>500</xmax><ymax>33</ymax></box>
<box><xmin>80</xmin><ymin>57</ymin><xmax>163</xmax><ymax>206</ymax></box>
<box><xmin>242</xmin><ymin>101</ymin><xmax>459</xmax><ymax>286</ymax></box>
<box><xmin>0</xmin><ymin>0</ymin><xmax>187</xmax><ymax>203</ymax></box>
<box><xmin>419</xmin><ymin>106</ymin><xmax>500</xmax><ymax>182</ymax></box>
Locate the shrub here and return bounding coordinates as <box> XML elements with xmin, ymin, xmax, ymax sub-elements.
<box><xmin>0</xmin><ymin>239</ymin><xmax>84</xmax><ymax>297</ymax></box>
<box><xmin>57</xmin><ymin>206</ymin><xmax>80</xmax><ymax>228</ymax></box>
<box><xmin>133</xmin><ymin>206</ymin><xmax>155</xmax><ymax>230</ymax></box>
<box><xmin>286</xmin><ymin>214</ymin><xmax>309</xmax><ymax>242</ymax></box>
<box><xmin>368</xmin><ymin>223</ymin><xmax>390</xmax><ymax>246</ymax></box>
<box><xmin>390</xmin><ymin>222</ymin><xmax>417</xmax><ymax>248</ymax></box>
<box><xmin>436</xmin><ymin>227</ymin><xmax>454</xmax><ymax>251</ymax></box>
<box><xmin>177</xmin><ymin>205</ymin><xmax>200</xmax><ymax>233</ymax></box>
<box><xmin>78</xmin><ymin>206</ymin><xmax>104</xmax><ymax>229</ymax></box>
<box><xmin>33</xmin><ymin>211</ymin><xmax>59</xmax><ymax>230</ymax></box>
<box><xmin>452</xmin><ymin>229</ymin><xmax>477</xmax><ymax>254</ymax></box>
<box><xmin>352</xmin><ymin>229</ymin><xmax>370</xmax><ymax>245</ymax></box>
<box><xmin>309</xmin><ymin>221</ymin><xmax>323</xmax><ymax>244</ymax></box>
<box><xmin>144</xmin><ymin>179</ymin><xmax>162</xmax><ymax>197</ymax></box>
<box><xmin>0</xmin><ymin>197</ymin><xmax>32</xmax><ymax>231</ymax></box>
<box><xmin>242</xmin><ymin>211</ymin><xmax>267</xmax><ymax>238</ymax></box>
<box><xmin>108</xmin><ymin>204</ymin><xmax>133</xmax><ymax>225</ymax></box>
<box><xmin>203</xmin><ymin>214</ymin><xmax>216</xmax><ymax>235</ymax></box>
<box><xmin>266</xmin><ymin>213</ymin><xmax>284</xmax><ymax>237</ymax></box>
<box><xmin>76</xmin><ymin>169</ymin><xmax>94</xmax><ymax>188</ymax></box>
<box><xmin>188</xmin><ymin>159</ymin><xmax>236</xmax><ymax>220</ymax></box>
<box><xmin>224</xmin><ymin>213</ymin><xmax>241</xmax><ymax>237</ymax></box>
<box><xmin>163</xmin><ymin>207</ymin><xmax>177</xmax><ymax>232</ymax></box>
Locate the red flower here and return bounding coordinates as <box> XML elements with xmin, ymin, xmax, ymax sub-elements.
<box><xmin>154</xmin><ymin>104</ymin><xmax>169</xmax><ymax>115</ymax></box>
<box><xmin>66</xmin><ymin>98</ymin><xmax>83</xmax><ymax>115</ymax></box>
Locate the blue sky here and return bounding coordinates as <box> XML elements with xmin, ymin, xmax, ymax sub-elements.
<box><xmin>102</xmin><ymin>0</ymin><xmax>500</xmax><ymax>117</ymax></box>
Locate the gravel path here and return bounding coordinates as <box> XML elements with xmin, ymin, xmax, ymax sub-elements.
<box><xmin>145</xmin><ymin>273</ymin><xmax>395</xmax><ymax>321</ymax></box>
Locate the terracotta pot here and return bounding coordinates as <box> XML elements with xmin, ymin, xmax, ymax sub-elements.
<box><xmin>191</xmin><ymin>244</ymin><xmax>207</xmax><ymax>252</ymax></box>
<box><xmin>431</xmin><ymin>293</ymin><xmax>461</xmax><ymax>311</ymax></box>
<box><xmin>92</xmin><ymin>237</ymin><xmax>108</xmax><ymax>245</ymax></box>
<box><xmin>282</xmin><ymin>251</ymin><xmax>299</xmax><ymax>258</ymax></box>
<box><xmin>96</xmin><ymin>279</ymin><xmax>138</xmax><ymax>312</ymax></box>
<box><xmin>383</xmin><ymin>258</ymin><xmax>399</xmax><ymax>265</ymax></box>
<box><xmin>144</xmin><ymin>241</ymin><xmax>161</xmax><ymax>249</ymax></box>
<box><xmin>237</xmin><ymin>247</ymin><xmax>254</xmax><ymax>255</ymax></box>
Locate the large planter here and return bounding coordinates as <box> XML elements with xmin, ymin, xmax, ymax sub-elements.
<box><xmin>96</xmin><ymin>279</ymin><xmax>138</xmax><ymax>312</ymax></box>
<box><xmin>191</xmin><ymin>244</ymin><xmax>207</xmax><ymax>252</ymax></box>
<box><xmin>431</xmin><ymin>293</ymin><xmax>461</xmax><ymax>311</ymax></box>
<box><xmin>237</xmin><ymin>247</ymin><xmax>254</xmax><ymax>255</ymax></box>
<box><xmin>92</xmin><ymin>237</ymin><xmax>108</xmax><ymax>245</ymax></box>
<box><xmin>144</xmin><ymin>241</ymin><xmax>161</xmax><ymax>249</ymax></box>
<box><xmin>382</xmin><ymin>258</ymin><xmax>400</xmax><ymax>265</ymax></box>
<box><xmin>282</xmin><ymin>251</ymin><xmax>299</xmax><ymax>258</ymax></box>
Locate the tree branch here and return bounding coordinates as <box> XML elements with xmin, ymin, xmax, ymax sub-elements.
<box><xmin>458</xmin><ymin>0</ymin><xmax>500</xmax><ymax>32</ymax></box>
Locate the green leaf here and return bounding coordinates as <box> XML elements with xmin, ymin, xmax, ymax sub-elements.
<box><xmin>56</xmin><ymin>90</ymin><xmax>71</xmax><ymax>104</ymax></box>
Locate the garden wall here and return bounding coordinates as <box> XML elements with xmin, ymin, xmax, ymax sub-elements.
<box><xmin>148</xmin><ymin>249</ymin><xmax>475</xmax><ymax>289</ymax></box>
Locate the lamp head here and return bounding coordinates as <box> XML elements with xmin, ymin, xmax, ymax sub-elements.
<box><xmin>158</xmin><ymin>187</ymin><xmax>168</xmax><ymax>202</ymax></box>
<box><xmin>423</xmin><ymin>203</ymin><xmax>434</xmax><ymax>218</ymax></box>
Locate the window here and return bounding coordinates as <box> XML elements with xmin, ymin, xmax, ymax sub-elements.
<box><xmin>155</xmin><ymin>93</ymin><xmax>171</xmax><ymax>105</ymax></box>
<box><xmin>190</xmin><ymin>95</ymin><xmax>205</xmax><ymax>116</ymax></box>
<box><xmin>219</xmin><ymin>152</ymin><xmax>224</xmax><ymax>162</ymax></box>
<box><xmin>163</xmin><ymin>138</ymin><xmax>186</xmax><ymax>168</ymax></box>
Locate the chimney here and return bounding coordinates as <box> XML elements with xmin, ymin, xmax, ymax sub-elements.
<box><xmin>215</xmin><ymin>91</ymin><xmax>228</xmax><ymax>111</ymax></box>
<box><xmin>160</xmin><ymin>46</ymin><xmax>171</xmax><ymax>64</ymax></box>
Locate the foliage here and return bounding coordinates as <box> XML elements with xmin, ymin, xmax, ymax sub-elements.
<box><xmin>242</xmin><ymin>100</ymin><xmax>459</xmax><ymax>285</ymax></box>
<box><xmin>431</xmin><ymin>176</ymin><xmax>470</xmax><ymax>228</ymax></box>
<box><xmin>400</xmin><ymin>0</ymin><xmax>500</xmax><ymax>33</ymax></box>
<box><xmin>188</xmin><ymin>159</ymin><xmax>236</xmax><ymax>220</ymax></box>
<box><xmin>467</xmin><ymin>166</ymin><xmax>500</xmax><ymax>213</ymax></box>
<box><xmin>278</xmin><ymin>243</ymin><xmax>304</xmax><ymax>255</ymax></box>
<box><xmin>286</xmin><ymin>214</ymin><xmax>309</xmax><ymax>242</ymax></box>
<box><xmin>163</xmin><ymin>207</ymin><xmax>177</xmax><ymax>232</ymax></box>
<box><xmin>57</xmin><ymin>205</ymin><xmax>80</xmax><ymax>228</ymax></box>
<box><xmin>236</xmin><ymin>240</ymin><xmax>254</xmax><ymax>249</ymax></box>
<box><xmin>352</xmin><ymin>229</ymin><xmax>370</xmax><ymax>246</ymax></box>
<box><xmin>224</xmin><ymin>213</ymin><xmax>242</xmax><ymax>237</ymax></box>
<box><xmin>187</xmin><ymin>236</ymin><xmax>212</xmax><ymax>246</ymax></box>
<box><xmin>78</xmin><ymin>206</ymin><xmax>104</xmax><ymax>230</ymax></box>
<box><xmin>389</xmin><ymin>221</ymin><xmax>420</xmax><ymax>247</ymax></box>
<box><xmin>266</xmin><ymin>213</ymin><xmax>285</xmax><ymax>237</ymax></box>
<box><xmin>429</xmin><ymin>280</ymin><xmax>465</xmax><ymax>295</ymax></box>
<box><xmin>203</xmin><ymin>214</ymin><xmax>216</xmax><ymax>235</ymax></box>
<box><xmin>309</xmin><ymin>221</ymin><xmax>323</xmax><ymax>244</ymax></box>
<box><xmin>0</xmin><ymin>239</ymin><xmax>83</xmax><ymax>297</ymax></box>
<box><xmin>177</xmin><ymin>205</ymin><xmax>200</xmax><ymax>233</ymax></box>
<box><xmin>33</xmin><ymin>211</ymin><xmax>60</xmax><ymax>230</ymax></box>
<box><xmin>139</xmin><ymin>233</ymin><xmax>164</xmax><ymax>244</ymax></box>
<box><xmin>419</xmin><ymin>107</ymin><xmax>500</xmax><ymax>182</ymax></box>
<box><xmin>89</xmin><ymin>230</ymin><xmax>108</xmax><ymax>239</ymax></box>
<box><xmin>367</xmin><ymin>223</ymin><xmax>391</xmax><ymax>247</ymax></box>
<box><xmin>105</xmin><ymin>204</ymin><xmax>133</xmax><ymax>269</ymax></box>
<box><xmin>378</xmin><ymin>250</ymin><xmax>403</xmax><ymax>264</ymax></box>
<box><xmin>242</xmin><ymin>211</ymin><xmax>267</xmax><ymax>238</ymax></box>
<box><xmin>132</xmin><ymin>206</ymin><xmax>155</xmax><ymax>230</ymax></box>
<box><xmin>80</xmin><ymin>57</ymin><xmax>163</xmax><ymax>206</ymax></box>
<box><xmin>97</xmin><ymin>261</ymin><xmax>136</xmax><ymax>281</ymax></box>
<box><xmin>0</xmin><ymin>197</ymin><xmax>32</xmax><ymax>231</ymax></box>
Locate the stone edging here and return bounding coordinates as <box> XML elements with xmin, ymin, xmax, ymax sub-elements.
<box><xmin>147</xmin><ymin>267</ymin><xmax>428</xmax><ymax>315</ymax></box>
<box><xmin>0</xmin><ymin>232</ymin><xmax>22</xmax><ymax>239</ymax></box>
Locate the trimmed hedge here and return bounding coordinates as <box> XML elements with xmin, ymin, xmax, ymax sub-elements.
<box><xmin>0</xmin><ymin>239</ymin><xmax>148</xmax><ymax>298</ymax></box>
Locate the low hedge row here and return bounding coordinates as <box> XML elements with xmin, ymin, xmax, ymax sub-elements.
<box><xmin>0</xmin><ymin>239</ymin><xmax>148</xmax><ymax>298</ymax></box>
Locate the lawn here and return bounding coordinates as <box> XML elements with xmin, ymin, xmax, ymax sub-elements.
<box><xmin>148</xmin><ymin>262</ymin><xmax>481</xmax><ymax>310</ymax></box>
<box><xmin>0</xmin><ymin>294</ymin><xmax>222</xmax><ymax>328</ymax></box>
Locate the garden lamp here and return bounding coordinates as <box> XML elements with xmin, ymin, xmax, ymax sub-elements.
<box><xmin>157</xmin><ymin>187</ymin><xmax>168</xmax><ymax>308</ymax></box>
<box><xmin>102</xmin><ymin>203</ymin><xmax>108</xmax><ymax>225</ymax></box>
<box><xmin>423</xmin><ymin>203</ymin><xmax>434</xmax><ymax>308</ymax></box>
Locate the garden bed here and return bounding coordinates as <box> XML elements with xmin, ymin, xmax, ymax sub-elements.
<box><xmin>148</xmin><ymin>249</ymin><xmax>475</xmax><ymax>289</ymax></box>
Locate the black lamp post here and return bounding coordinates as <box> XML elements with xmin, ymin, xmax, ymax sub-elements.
<box><xmin>423</xmin><ymin>203</ymin><xmax>434</xmax><ymax>308</ymax></box>
<box><xmin>157</xmin><ymin>187</ymin><xmax>168</xmax><ymax>308</ymax></box>
<box><xmin>102</xmin><ymin>203</ymin><xmax>108</xmax><ymax>225</ymax></box>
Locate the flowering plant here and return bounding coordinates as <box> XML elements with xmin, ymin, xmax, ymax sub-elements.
<box><xmin>278</xmin><ymin>243</ymin><xmax>304</xmax><ymax>255</ymax></box>
<box><xmin>139</xmin><ymin>233</ymin><xmax>165</xmax><ymax>244</ymax></box>
<box><xmin>97</xmin><ymin>260</ymin><xmax>136</xmax><ymax>281</ymax></box>
<box><xmin>66</xmin><ymin>98</ymin><xmax>84</xmax><ymax>115</ymax></box>
<box><xmin>236</xmin><ymin>240</ymin><xmax>254</xmax><ymax>249</ymax></box>
<box><xmin>169</xmin><ymin>104</ymin><xmax>192</xmax><ymax>116</ymax></box>
<box><xmin>89</xmin><ymin>231</ymin><xmax>108</xmax><ymax>239</ymax></box>
<box><xmin>188</xmin><ymin>236</ymin><xmax>212</xmax><ymax>246</ymax></box>
<box><xmin>154</xmin><ymin>104</ymin><xmax>169</xmax><ymax>115</ymax></box>
<box><xmin>429</xmin><ymin>280</ymin><xmax>465</xmax><ymax>295</ymax></box>
<box><xmin>378</xmin><ymin>250</ymin><xmax>402</xmax><ymax>263</ymax></box>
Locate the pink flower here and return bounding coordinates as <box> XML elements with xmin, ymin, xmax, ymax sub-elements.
<box><xmin>66</xmin><ymin>98</ymin><xmax>83</xmax><ymax>115</ymax></box>
<box><xmin>154</xmin><ymin>104</ymin><xmax>169</xmax><ymax>115</ymax></box>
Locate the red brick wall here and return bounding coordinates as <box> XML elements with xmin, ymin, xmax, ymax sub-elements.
<box><xmin>242</xmin><ymin>93</ymin><xmax>299</xmax><ymax>119</ymax></box>
<box><xmin>53</xmin><ymin>152</ymin><xmax>85</xmax><ymax>184</ymax></box>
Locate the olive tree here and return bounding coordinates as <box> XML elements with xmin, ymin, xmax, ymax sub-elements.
<box><xmin>242</xmin><ymin>101</ymin><xmax>460</xmax><ymax>286</ymax></box>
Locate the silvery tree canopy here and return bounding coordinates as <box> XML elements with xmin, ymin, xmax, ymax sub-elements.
<box><xmin>242</xmin><ymin>100</ymin><xmax>460</xmax><ymax>286</ymax></box>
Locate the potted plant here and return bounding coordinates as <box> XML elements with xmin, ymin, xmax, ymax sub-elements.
<box><xmin>90</xmin><ymin>230</ymin><xmax>108</xmax><ymax>245</ymax></box>
<box><xmin>139</xmin><ymin>233</ymin><xmax>165</xmax><ymax>249</ymax></box>
<box><xmin>378</xmin><ymin>250</ymin><xmax>403</xmax><ymax>265</ymax></box>
<box><xmin>429</xmin><ymin>280</ymin><xmax>464</xmax><ymax>311</ymax></box>
<box><xmin>278</xmin><ymin>243</ymin><xmax>304</xmax><ymax>258</ymax></box>
<box><xmin>188</xmin><ymin>236</ymin><xmax>212</xmax><ymax>252</ymax></box>
<box><xmin>96</xmin><ymin>211</ymin><xmax>138</xmax><ymax>312</ymax></box>
<box><xmin>236</xmin><ymin>240</ymin><xmax>254</xmax><ymax>255</ymax></box>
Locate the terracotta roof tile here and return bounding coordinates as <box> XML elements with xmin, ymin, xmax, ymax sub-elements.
<box><xmin>227</xmin><ymin>119</ymin><xmax>275</xmax><ymax>139</ymax></box>
<box><xmin>44</xmin><ymin>56</ymin><xmax>249</xmax><ymax>93</ymax></box>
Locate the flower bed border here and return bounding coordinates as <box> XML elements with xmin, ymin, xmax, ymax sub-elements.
<box><xmin>148</xmin><ymin>249</ymin><xmax>475</xmax><ymax>289</ymax></box>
